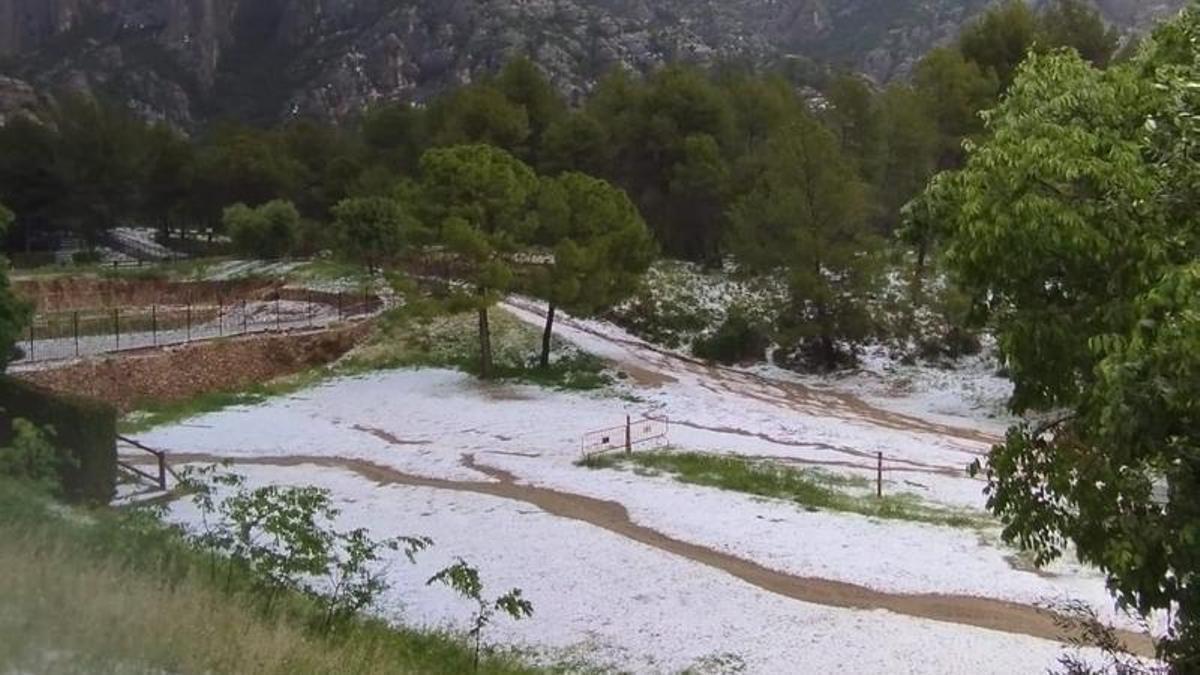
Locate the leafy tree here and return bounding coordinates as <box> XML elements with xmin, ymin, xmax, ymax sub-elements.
<box><xmin>419</xmin><ymin>145</ymin><xmax>539</xmax><ymax>378</ymax></box>
<box><xmin>427</xmin><ymin>558</ymin><xmax>534</xmax><ymax>672</ymax></box>
<box><xmin>728</xmin><ymin>116</ymin><xmax>877</xmax><ymax>370</ymax></box>
<box><xmin>0</xmin><ymin>117</ymin><xmax>65</xmax><ymax>251</ymax></box>
<box><xmin>331</xmin><ymin>197</ymin><xmax>422</xmax><ymax>272</ymax></box>
<box><xmin>223</xmin><ymin>200</ymin><xmax>302</xmax><ymax>259</ymax></box>
<box><xmin>919</xmin><ymin>51</ymin><xmax>1158</xmax><ymax>412</ymax></box>
<box><xmin>924</xmin><ymin>10</ymin><xmax>1200</xmax><ymax>665</ymax></box>
<box><xmin>494</xmin><ymin>57</ymin><xmax>567</xmax><ymax>164</ymax></box>
<box><xmin>958</xmin><ymin>0</ymin><xmax>1039</xmax><ymax>86</ymax></box>
<box><xmin>824</xmin><ymin>73</ymin><xmax>887</xmax><ymax>184</ymax></box>
<box><xmin>193</xmin><ymin>125</ymin><xmax>303</xmax><ymax>229</ymax></box>
<box><xmin>429</xmin><ymin>86</ymin><xmax>531</xmax><ymax>155</ymax></box>
<box><xmin>1037</xmin><ymin>0</ymin><xmax>1120</xmax><ymax>68</ymax></box>
<box><xmin>47</xmin><ymin>95</ymin><xmax>151</xmax><ymax>243</ymax></box>
<box><xmin>874</xmin><ymin>85</ymin><xmax>940</xmax><ymax>232</ymax></box>
<box><xmin>361</xmin><ymin>102</ymin><xmax>428</xmax><ymax>174</ymax></box>
<box><xmin>0</xmin><ymin>203</ymin><xmax>30</xmax><ymax>368</ymax></box>
<box><xmin>531</xmin><ymin>172</ymin><xmax>655</xmax><ymax>367</ymax></box>
<box><xmin>141</xmin><ymin>124</ymin><xmax>196</xmax><ymax>237</ymax></box>
<box><xmin>539</xmin><ymin>111</ymin><xmax>612</xmax><ymax>177</ymax></box>
<box><xmin>0</xmin><ymin>419</ymin><xmax>62</xmax><ymax>495</ymax></box>
<box><xmin>665</xmin><ymin>134</ymin><xmax>730</xmax><ymax>262</ymax></box>
<box><xmin>913</xmin><ymin>47</ymin><xmax>999</xmax><ymax>169</ymax></box>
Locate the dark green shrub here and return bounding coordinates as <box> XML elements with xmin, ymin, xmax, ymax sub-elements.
<box><xmin>0</xmin><ymin>377</ymin><xmax>116</xmax><ymax>503</ymax></box>
<box><xmin>692</xmin><ymin>310</ymin><xmax>770</xmax><ymax>364</ymax></box>
<box><xmin>72</xmin><ymin>249</ymin><xmax>103</xmax><ymax>265</ymax></box>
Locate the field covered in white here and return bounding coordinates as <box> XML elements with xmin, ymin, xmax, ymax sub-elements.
<box><xmin>131</xmin><ymin>298</ymin><xmax>1150</xmax><ymax>673</ymax></box>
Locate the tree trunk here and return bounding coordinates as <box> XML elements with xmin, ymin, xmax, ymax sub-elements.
<box><xmin>477</xmin><ymin>306</ymin><xmax>493</xmax><ymax>379</ymax></box>
<box><xmin>539</xmin><ymin>304</ymin><xmax>556</xmax><ymax>369</ymax></box>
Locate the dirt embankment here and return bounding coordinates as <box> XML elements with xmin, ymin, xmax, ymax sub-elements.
<box><xmin>18</xmin><ymin>324</ymin><xmax>370</xmax><ymax>412</ymax></box>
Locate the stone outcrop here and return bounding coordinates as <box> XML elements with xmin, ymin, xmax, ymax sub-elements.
<box><xmin>0</xmin><ymin>0</ymin><xmax>1186</xmax><ymax>128</ymax></box>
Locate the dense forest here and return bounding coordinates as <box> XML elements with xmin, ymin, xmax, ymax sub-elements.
<box><xmin>0</xmin><ymin>0</ymin><xmax>1120</xmax><ymax>371</ymax></box>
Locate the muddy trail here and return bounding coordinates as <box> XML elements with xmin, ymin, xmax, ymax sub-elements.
<box><xmin>154</xmin><ymin>451</ymin><xmax>1152</xmax><ymax>656</ymax></box>
<box><xmin>502</xmin><ymin>299</ymin><xmax>1000</xmax><ymax>449</ymax></box>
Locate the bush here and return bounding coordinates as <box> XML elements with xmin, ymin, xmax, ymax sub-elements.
<box><xmin>72</xmin><ymin>249</ymin><xmax>103</xmax><ymax>265</ymax></box>
<box><xmin>223</xmin><ymin>200</ymin><xmax>301</xmax><ymax>259</ymax></box>
<box><xmin>0</xmin><ymin>377</ymin><xmax>116</xmax><ymax>502</ymax></box>
<box><xmin>692</xmin><ymin>309</ymin><xmax>770</xmax><ymax>364</ymax></box>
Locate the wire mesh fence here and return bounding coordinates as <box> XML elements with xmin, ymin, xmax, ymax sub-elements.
<box><xmin>14</xmin><ymin>287</ymin><xmax>383</xmax><ymax>365</ymax></box>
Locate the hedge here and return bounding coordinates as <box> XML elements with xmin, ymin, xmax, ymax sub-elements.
<box><xmin>0</xmin><ymin>377</ymin><xmax>116</xmax><ymax>503</ymax></box>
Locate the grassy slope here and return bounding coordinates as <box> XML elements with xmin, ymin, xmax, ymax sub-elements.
<box><xmin>580</xmin><ymin>450</ymin><xmax>992</xmax><ymax>529</ymax></box>
<box><xmin>0</xmin><ymin>480</ymin><xmax>543</xmax><ymax>675</ymax></box>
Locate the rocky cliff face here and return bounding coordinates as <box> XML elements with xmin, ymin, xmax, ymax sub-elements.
<box><xmin>0</xmin><ymin>0</ymin><xmax>1187</xmax><ymax>128</ymax></box>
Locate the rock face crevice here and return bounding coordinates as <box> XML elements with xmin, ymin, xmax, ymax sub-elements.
<box><xmin>0</xmin><ymin>0</ymin><xmax>1187</xmax><ymax>128</ymax></box>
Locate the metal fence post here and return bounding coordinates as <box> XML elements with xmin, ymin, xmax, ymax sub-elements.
<box><xmin>877</xmin><ymin>452</ymin><xmax>883</xmax><ymax>498</ymax></box>
<box><xmin>218</xmin><ymin>294</ymin><xmax>224</xmax><ymax>336</ymax></box>
<box><xmin>625</xmin><ymin>415</ymin><xmax>632</xmax><ymax>454</ymax></box>
<box><xmin>114</xmin><ymin>308</ymin><xmax>120</xmax><ymax>350</ymax></box>
<box><xmin>27</xmin><ymin>323</ymin><xmax>33</xmax><ymax>362</ymax></box>
<box><xmin>73</xmin><ymin>311</ymin><xmax>79</xmax><ymax>357</ymax></box>
<box><xmin>152</xmin><ymin>305</ymin><xmax>157</xmax><ymax>346</ymax></box>
<box><xmin>242</xmin><ymin>299</ymin><xmax>248</xmax><ymax>334</ymax></box>
<box><xmin>187</xmin><ymin>303</ymin><xmax>192</xmax><ymax>342</ymax></box>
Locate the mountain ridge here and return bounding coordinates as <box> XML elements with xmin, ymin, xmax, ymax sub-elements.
<box><xmin>0</xmin><ymin>0</ymin><xmax>1186</xmax><ymax>128</ymax></box>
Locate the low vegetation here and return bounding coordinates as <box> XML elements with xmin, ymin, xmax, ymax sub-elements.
<box><xmin>579</xmin><ymin>450</ymin><xmax>991</xmax><ymax>529</ymax></box>
<box><xmin>0</xmin><ymin>460</ymin><xmax>541</xmax><ymax>674</ymax></box>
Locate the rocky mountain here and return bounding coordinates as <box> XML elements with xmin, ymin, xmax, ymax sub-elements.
<box><xmin>0</xmin><ymin>0</ymin><xmax>1187</xmax><ymax>128</ymax></box>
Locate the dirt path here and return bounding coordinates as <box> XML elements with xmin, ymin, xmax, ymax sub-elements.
<box><xmin>154</xmin><ymin>451</ymin><xmax>1152</xmax><ymax>656</ymax></box>
<box><xmin>502</xmin><ymin>299</ymin><xmax>1001</xmax><ymax>448</ymax></box>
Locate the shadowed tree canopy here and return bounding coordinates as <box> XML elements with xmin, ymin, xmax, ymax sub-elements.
<box><xmin>0</xmin><ymin>203</ymin><xmax>31</xmax><ymax>369</ymax></box>
<box><xmin>331</xmin><ymin>196</ymin><xmax>423</xmax><ymax>273</ymax></box>
<box><xmin>419</xmin><ymin>145</ymin><xmax>539</xmax><ymax>378</ymax></box>
<box><xmin>728</xmin><ymin>114</ymin><xmax>877</xmax><ymax>370</ymax></box>
<box><xmin>531</xmin><ymin>172</ymin><xmax>656</xmax><ymax>367</ymax></box>
<box><xmin>223</xmin><ymin>200</ymin><xmax>302</xmax><ymax>259</ymax></box>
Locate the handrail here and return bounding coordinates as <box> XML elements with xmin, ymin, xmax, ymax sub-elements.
<box><xmin>116</xmin><ymin>434</ymin><xmax>180</xmax><ymax>489</ymax></box>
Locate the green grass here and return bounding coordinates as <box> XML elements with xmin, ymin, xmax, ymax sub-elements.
<box><xmin>0</xmin><ymin>479</ymin><xmax>546</xmax><ymax>675</ymax></box>
<box><xmin>341</xmin><ymin>304</ymin><xmax>613</xmax><ymax>392</ymax></box>
<box><xmin>579</xmin><ymin>450</ymin><xmax>992</xmax><ymax>529</ymax></box>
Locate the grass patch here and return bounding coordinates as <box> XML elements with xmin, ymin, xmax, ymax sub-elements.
<box><xmin>579</xmin><ymin>450</ymin><xmax>991</xmax><ymax>529</ymax></box>
<box><xmin>0</xmin><ymin>479</ymin><xmax>545</xmax><ymax>675</ymax></box>
<box><xmin>291</xmin><ymin>258</ymin><xmax>374</xmax><ymax>285</ymax></box>
<box><xmin>341</xmin><ymin>304</ymin><xmax>613</xmax><ymax>392</ymax></box>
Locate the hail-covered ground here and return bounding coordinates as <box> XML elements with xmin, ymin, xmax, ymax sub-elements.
<box><xmin>127</xmin><ymin>266</ymin><xmax>1153</xmax><ymax>674</ymax></box>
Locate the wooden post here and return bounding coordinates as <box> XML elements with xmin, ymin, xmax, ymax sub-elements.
<box><xmin>157</xmin><ymin>453</ymin><xmax>166</xmax><ymax>491</ymax></box>
<box><xmin>218</xmin><ymin>294</ymin><xmax>223</xmax><ymax>336</ymax></box>
<box><xmin>337</xmin><ymin>292</ymin><xmax>343</xmax><ymax>321</ymax></box>
<box><xmin>151</xmin><ymin>305</ymin><xmax>157</xmax><ymax>346</ymax></box>
<box><xmin>625</xmin><ymin>415</ymin><xmax>632</xmax><ymax>454</ymax></box>
<box><xmin>242</xmin><ymin>299</ymin><xmax>248</xmax><ymax>334</ymax></box>
<box><xmin>877</xmin><ymin>452</ymin><xmax>883</xmax><ymax>498</ymax></box>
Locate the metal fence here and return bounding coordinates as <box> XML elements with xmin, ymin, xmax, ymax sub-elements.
<box><xmin>581</xmin><ymin>414</ymin><xmax>670</xmax><ymax>458</ymax></box>
<box><xmin>14</xmin><ymin>288</ymin><xmax>382</xmax><ymax>365</ymax></box>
